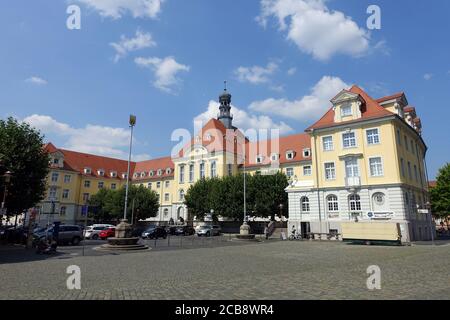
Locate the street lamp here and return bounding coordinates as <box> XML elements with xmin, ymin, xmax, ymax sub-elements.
<box><xmin>123</xmin><ymin>114</ymin><xmax>136</xmax><ymax>221</ymax></box>
<box><xmin>1</xmin><ymin>171</ymin><xmax>12</xmax><ymax>223</ymax></box>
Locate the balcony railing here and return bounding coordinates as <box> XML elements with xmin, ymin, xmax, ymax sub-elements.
<box><xmin>346</xmin><ymin>176</ymin><xmax>361</xmax><ymax>188</ymax></box>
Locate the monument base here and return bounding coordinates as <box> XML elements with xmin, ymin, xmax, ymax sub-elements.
<box><xmin>232</xmin><ymin>222</ymin><xmax>260</xmax><ymax>242</ymax></box>
<box><xmin>95</xmin><ymin>237</ymin><xmax>149</xmax><ymax>251</ymax></box>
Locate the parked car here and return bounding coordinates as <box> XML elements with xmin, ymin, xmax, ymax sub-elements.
<box><xmin>174</xmin><ymin>225</ymin><xmax>196</xmax><ymax>236</ymax></box>
<box><xmin>142</xmin><ymin>226</ymin><xmax>167</xmax><ymax>239</ymax></box>
<box><xmin>197</xmin><ymin>225</ymin><xmax>221</xmax><ymax>237</ymax></box>
<box><xmin>99</xmin><ymin>227</ymin><xmax>116</xmax><ymax>240</ymax></box>
<box><xmin>84</xmin><ymin>224</ymin><xmax>114</xmax><ymax>239</ymax></box>
<box><xmin>34</xmin><ymin>224</ymin><xmax>83</xmax><ymax>246</ymax></box>
<box><xmin>165</xmin><ymin>226</ymin><xmax>178</xmax><ymax>235</ymax></box>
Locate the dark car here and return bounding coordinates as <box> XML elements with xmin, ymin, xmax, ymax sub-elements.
<box><xmin>174</xmin><ymin>226</ymin><xmax>195</xmax><ymax>236</ymax></box>
<box><xmin>165</xmin><ymin>226</ymin><xmax>177</xmax><ymax>235</ymax></box>
<box><xmin>142</xmin><ymin>226</ymin><xmax>167</xmax><ymax>239</ymax></box>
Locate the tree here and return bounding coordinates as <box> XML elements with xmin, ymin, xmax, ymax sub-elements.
<box><xmin>184</xmin><ymin>178</ymin><xmax>214</xmax><ymax>220</ymax></box>
<box><xmin>89</xmin><ymin>185</ymin><xmax>159</xmax><ymax>223</ymax></box>
<box><xmin>430</xmin><ymin>163</ymin><xmax>450</xmax><ymax>220</ymax></box>
<box><xmin>0</xmin><ymin>117</ymin><xmax>49</xmax><ymax>221</ymax></box>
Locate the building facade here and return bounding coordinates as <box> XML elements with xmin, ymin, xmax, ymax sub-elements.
<box><xmin>37</xmin><ymin>85</ymin><xmax>431</xmax><ymax>241</ymax></box>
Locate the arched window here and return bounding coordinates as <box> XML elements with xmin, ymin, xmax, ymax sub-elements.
<box><xmin>179</xmin><ymin>189</ymin><xmax>185</xmax><ymax>201</ymax></box>
<box><xmin>327</xmin><ymin>195</ymin><xmax>339</xmax><ymax>212</ymax></box>
<box><xmin>301</xmin><ymin>197</ymin><xmax>310</xmax><ymax>213</ymax></box>
<box><xmin>349</xmin><ymin>194</ymin><xmax>361</xmax><ymax>211</ymax></box>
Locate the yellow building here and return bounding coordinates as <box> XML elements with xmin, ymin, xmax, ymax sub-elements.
<box><xmin>37</xmin><ymin>85</ymin><xmax>431</xmax><ymax>242</ymax></box>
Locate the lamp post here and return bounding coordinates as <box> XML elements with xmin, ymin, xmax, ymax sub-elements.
<box><xmin>1</xmin><ymin>171</ymin><xmax>12</xmax><ymax>226</ymax></box>
<box><xmin>425</xmin><ymin>201</ymin><xmax>435</xmax><ymax>244</ymax></box>
<box><xmin>123</xmin><ymin>114</ymin><xmax>136</xmax><ymax>221</ymax></box>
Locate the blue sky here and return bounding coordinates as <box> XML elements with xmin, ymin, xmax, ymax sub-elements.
<box><xmin>0</xmin><ymin>0</ymin><xmax>449</xmax><ymax>178</ymax></box>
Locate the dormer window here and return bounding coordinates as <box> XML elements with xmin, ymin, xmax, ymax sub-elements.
<box><xmin>205</xmin><ymin>133</ymin><xmax>212</xmax><ymax>141</ymax></box>
<box><xmin>341</xmin><ymin>104</ymin><xmax>352</xmax><ymax>117</ymax></box>
<box><xmin>133</xmin><ymin>172</ymin><xmax>140</xmax><ymax>179</ymax></box>
<box><xmin>149</xmin><ymin>170</ymin><xmax>155</xmax><ymax>177</ymax></box>
<box><xmin>303</xmin><ymin>148</ymin><xmax>311</xmax><ymax>158</ymax></box>
<box><xmin>286</xmin><ymin>151</ymin><xmax>295</xmax><ymax>160</ymax></box>
<box><xmin>166</xmin><ymin>168</ymin><xmax>172</xmax><ymax>175</ymax></box>
<box><xmin>157</xmin><ymin>169</ymin><xmax>163</xmax><ymax>176</ymax></box>
<box><xmin>53</xmin><ymin>158</ymin><xmax>59</xmax><ymax>165</ymax></box>
<box><xmin>110</xmin><ymin>171</ymin><xmax>117</xmax><ymax>178</ymax></box>
<box><xmin>140</xmin><ymin>172</ymin><xmax>146</xmax><ymax>178</ymax></box>
<box><xmin>256</xmin><ymin>155</ymin><xmax>264</xmax><ymax>164</ymax></box>
<box><xmin>84</xmin><ymin>167</ymin><xmax>92</xmax><ymax>175</ymax></box>
<box><xmin>271</xmin><ymin>153</ymin><xmax>279</xmax><ymax>161</ymax></box>
<box><xmin>121</xmin><ymin>173</ymin><xmax>127</xmax><ymax>179</ymax></box>
<box><xmin>97</xmin><ymin>169</ymin><xmax>105</xmax><ymax>176</ymax></box>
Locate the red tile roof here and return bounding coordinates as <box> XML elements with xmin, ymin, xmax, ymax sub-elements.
<box><xmin>244</xmin><ymin>133</ymin><xmax>311</xmax><ymax>167</ymax></box>
<box><xmin>376</xmin><ymin>92</ymin><xmax>405</xmax><ymax>103</ymax></box>
<box><xmin>404</xmin><ymin>106</ymin><xmax>416</xmax><ymax>113</ymax></box>
<box><xmin>133</xmin><ymin>156</ymin><xmax>174</xmax><ymax>181</ymax></box>
<box><xmin>306</xmin><ymin>85</ymin><xmax>395</xmax><ymax>131</ymax></box>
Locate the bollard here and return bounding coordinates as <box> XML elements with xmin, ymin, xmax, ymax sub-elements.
<box><xmin>168</xmin><ymin>235</ymin><xmax>170</xmax><ymax>247</ymax></box>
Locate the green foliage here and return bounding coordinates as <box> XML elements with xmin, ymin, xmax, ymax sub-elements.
<box><xmin>0</xmin><ymin>117</ymin><xmax>50</xmax><ymax>217</ymax></box>
<box><xmin>184</xmin><ymin>172</ymin><xmax>289</xmax><ymax>221</ymax></box>
<box><xmin>431</xmin><ymin>163</ymin><xmax>450</xmax><ymax>219</ymax></box>
<box><xmin>89</xmin><ymin>185</ymin><xmax>159</xmax><ymax>222</ymax></box>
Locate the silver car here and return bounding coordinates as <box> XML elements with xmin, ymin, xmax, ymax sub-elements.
<box><xmin>196</xmin><ymin>225</ymin><xmax>221</xmax><ymax>237</ymax></box>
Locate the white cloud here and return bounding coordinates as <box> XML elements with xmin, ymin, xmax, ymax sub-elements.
<box><xmin>234</xmin><ymin>62</ymin><xmax>278</xmax><ymax>84</ymax></box>
<box><xmin>424</xmin><ymin>73</ymin><xmax>433</xmax><ymax>81</ymax></box>
<box><xmin>110</xmin><ymin>30</ymin><xmax>156</xmax><ymax>62</ymax></box>
<box><xmin>135</xmin><ymin>56</ymin><xmax>190</xmax><ymax>94</ymax></box>
<box><xmin>25</xmin><ymin>76</ymin><xmax>48</xmax><ymax>85</ymax></box>
<box><xmin>257</xmin><ymin>0</ymin><xmax>370</xmax><ymax>60</ymax></box>
<box><xmin>77</xmin><ymin>0</ymin><xmax>164</xmax><ymax>19</ymax></box>
<box><xmin>249</xmin><ymin>76</ymin><xmax>349</xmax><ymax>121</ymax></box>
<box><xmin>22</xmin><ymin>114</ymin><xmax>150</xmax><ymax>161</ymax></box>
<box><xmin>287</xmin><ymin>67</ymin><xmax>297</xmax><ymax>75</ymax></box>
<box><xmin>194</xmin><ymin>101</ymin><xmax>293</xmax><ymax>135</ymax></box>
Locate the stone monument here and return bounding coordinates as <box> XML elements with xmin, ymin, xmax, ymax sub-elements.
<box><xmin>97</xmin><ymin>219</ymin><xmax>148</xmax><ymax>251</ymax></box>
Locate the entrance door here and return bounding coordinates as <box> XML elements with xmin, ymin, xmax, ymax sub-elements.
<box><xmin>301</xmin><ymin>222</ymin><xmax>311</xmax><ymax>239</ymax></box>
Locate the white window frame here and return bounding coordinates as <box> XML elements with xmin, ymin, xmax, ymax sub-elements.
<box><xmin>165</xmin><ymin>181</ymin><xmax>170</xmax><ymax>188</ymax></box>
<box><xmin>327</xmin><ymin>195</ymin><xmax>339</xmax><ymax>212</ymax></box>
<box><xmin>84</xmin><ymin>180</ymin><xmax>91</xmax><ymax>188</ymax></box>
<box><xmin>51</xmin><ymin>172</ymin><xmax>59</xmax><ymax>182</ymax></box>
<box><xmin>164</xmin><ymin>193</ymin><xmax>170</xmax><ymax>202</ymax></box>
<box><xmin>341</xmin><ymin>104</ymin><xmax>352</xmax><ymax>117</ymax></box>
<box><xmin>324</xmin><ymin>162</ymin><xmax>336</xmax><ymax>181</ymax></box>
<box><xmin>286</xmin><ymin>168</ymin><xmax>294</xmax><ymax>178</ymax></box>
<box><xmin>98</xmin><ymin>181</ymin><xmax>104</xmax><ymax>189</ymax></box>
<box><xmin>303</xmin><ymin>165</ymin><xmax>312</xmax><ymax>176</ymax></box>
<box><xmin>366</xmin><ymin>128</ymin><xmax>380</xmax><ymax>145</ymax></box>
<box><xmin>179</xmin><ymin>165</ymin><xmax>185</xmax><ymax>183</ymax></box>
<box><xmin>64</xmin><ymin>175</ymin><xmax>71</xmax><ymax>183</ymax></box>
<box><xmin>303</xmin><ymin>148</ymin><xmax>311</xmax><ymax>158</ymax></box>
<box><xmin>322</xmin><ymin>136</ymin><xmax>334</xmax><ymax>151</ymax></box>
<box><xmin>368</xmin><ymin>156</ymin><xmax>384</xmax><ymax>177</ymax></box>
<box><xmin>286</xmin><ymin>151</ymin><xmax>295</xmax><ymax>160</ymax></box>
<box><xmin>62</xmin><ymin>189</ymin><xmax>69</xmax><ymax>199</ymax></box>
<box><xmin>189</xmin><ymin>164</ymin><xmax>194</xmax><ymax>182</ymax></box>
<box><xmin>199</xmin><ymin>162</ymin><xmax>205</xmax><ymax>179</ymax></box>
<box><xmin>349</xmin><ymin>194</ymin><xmax>362</xmax><ymax>212</ymax></box>
<box><xmin>301</xmin><ymin>197</ymin><xmax>310</xmax><ymax>213</ymax></box>
<box><xmin>211</xmin><ymin>161</ymin><xmax>217</xmax><ymax>178</ymax></box>
<box><xmin>270</xmin><ymin>153</ymin><xmax>279</xmax><ymax>161</ymax></box>
<box><xmin>345</xmin><ymin>158</ymin><xmax>360</xmax><ymax>178</ymax></box>
<box><xmin>111</xmin><ymin>183</ymin><xmax>117</xmax><ymax>190</ymax></box>
<box><xmin>342</xmin><ymin>131</ymin><xmax>357</xmax><ymax>149</ymax></box>
<box><xmin>156</xmin><ymin>182</ymin><xmax>161</xmax><ymax>188</ymax></box>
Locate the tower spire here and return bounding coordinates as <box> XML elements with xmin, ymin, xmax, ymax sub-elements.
<box><xmin>218</xmin><ymin>81</ymin><xmax>233</xmax><ymax>129</ymax></box>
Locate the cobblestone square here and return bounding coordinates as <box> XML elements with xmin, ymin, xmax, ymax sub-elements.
<box><xmin>0</xmin><ymin>240</ymin><xmax>449</xmax><ymax>300</ymax></box>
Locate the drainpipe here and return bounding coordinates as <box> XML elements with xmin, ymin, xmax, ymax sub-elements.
<box><xmin>312</xmin><ymin>129</ymin><xmax>322</xmax><ymax>236</ymax></box>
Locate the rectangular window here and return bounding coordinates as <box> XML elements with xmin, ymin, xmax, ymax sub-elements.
<box><xmin>64</xmin><ymin>175</ymin><xmax>71</xmax><ymax>183</ymax></box>
<box><xmin>49</xmin><ymin>187</ymin><xmax>57</xmax><ymax>200</ymax></box>
<box><xmin>164</xmin><ymin>193</ymin><xmax>170</xmax><ymax>202</ymax></box>
<box><xmin>179</xmin><ymin>165</ymin><xmax>185</xmax><ymax>183</ymax></box>
<box><xmin>323</xmin><ymin>136</ymin><xmax>333</xmax><ymax>151</ymax></box>
<box><xmin>400</xmin><ymin>158</ymin><xmax>405</xmax><ymax>177</ymax></box>
<box><xmin>189</xmin><ymin>164</ymin><xmax>194</xmax><ymax>182</ymax></box>
<box><xmin>286</xmin><ymin>168</ymin><xmax>294</xmax><ymax>178</ymax></box>
<box><xmin>366</xmin><ymin>129</ymin><xmax>380</xmax><ymax>145</ymax></box>
<box><xmin>84</xmin><ymin>180</ymin><xmax>91</xmax><ymax>188</ymax></box>
<box><xmin>369</xmin><ymin>157</ymin><xmax>384</xmax><ymax>177</ymax></box>
<box><xmin>51</xmin><ymin>172</ymin><xmax>59</xmax><ymax>182</ymax></box>
<box><xmin>414</xmin><ymin>165</ymin><xmax>418</xmax><ymax>182</ymax></box>
<box><xmin>227</xmin><ymin>164</ymin><xmax>233</xmax><ymax>176</ymax></box>
<box><xmin>404</xmin><ymin>136</ymin><xmax>409</xmax><ymax>151</ymax></box>
<box><xmin>345</xmin><ymin>158</ymin><xmax>359</xmax><ymax>177</ymax></box>
<box><xmin>165</xmin><ymin>181</ymin><xmax>170</xmax><ymax>188</ymax></box>
<box><xmin>156</xmin><ymin>182</ymin><xmax>161</xmax><ymax>188</ymax></box>
<box><xmin>111</xmin><ymin>183</ymin><xmax>117</xmax><ymax>190</ymax></box>
<box><xmin>60</xmin><ymin>206</ymin><xmax>66</xmax><ymax>216</ymax></box>
<box><xmin>341</xmin><ymin>105</ymin><xmax>352</xmax><ymax>117</ymax></box>
<box><xmin>200</xmin><ymin>163</ymin><xmax>205</xmax><ymax>179</ymax></box>
<box><xmin>407</xmin><ymin>161</ymin><xmax>412</xmax><ymax>179</ymax></box>
<box><xmin>396</xmin><ymin>129</ymin><xmax>401</xmax><ymax>145</ymax></box>
<box><xmin>98</xmin><ymin>181</ymin><xmax>104</xmax><ymax>189</ymax></box>
<box><xmin>147</xmin><ymin>182</ymin><xmax>152</xmax><ymax>189</ymax></box>
<box><xmin>324</xmin><ymin>162</ymin><xmax>336</xmax><ymax>180</ymax></box>
<box><xmin>62</xmin><ymin>189</ymin><xmax>69</xmax><ymax>199</ymax></box>
<box><xmin>82</xmin><ymin>193</ymin><xmax>90</xmax><ymax>202</ymax></box>
<box><xmin>303</xmin><ymin>165</ymin><xmax>312</xmax><ymax>176</ymax></box>
<box><xmin>53</xmin><ymin>158</ymin><xmax>59</xmax><ymax>165</ymax></box>
<box><xmin>211</xmin><ymin>161</ymin><xmax>217</xmax><ymax>178</ymax></box>
<box><xmin>410</xmin><ymin>140</ymin><xmax>414</xmax><ymax>153</ymax></box>
<box><xmin>342</xmin><ymin>132</ymin><xmax>356</xmax><ymax>148</ymax></box>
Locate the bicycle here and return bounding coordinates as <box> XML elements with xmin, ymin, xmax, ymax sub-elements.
<box><xmin>288</xmin><ymin>233</ymin><xmax>302</xmax><ymax>241</ymax></box>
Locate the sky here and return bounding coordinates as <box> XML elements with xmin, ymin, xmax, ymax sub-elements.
<box><xmin>0</xmin><ymin>0</ymin><xmax>449</xmax><ymax>179</ymax></box>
